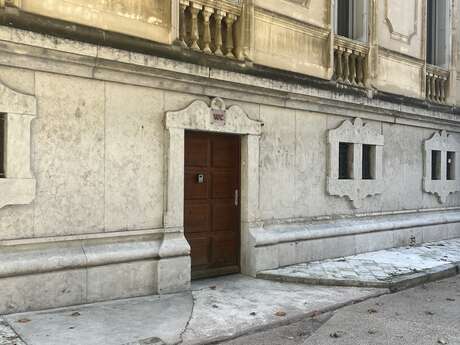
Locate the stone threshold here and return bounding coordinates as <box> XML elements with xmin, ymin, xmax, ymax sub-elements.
<box><xmin>258</xmin><ymin>239</ymin><xmax>460</xmax><ymax>292</ymax></box>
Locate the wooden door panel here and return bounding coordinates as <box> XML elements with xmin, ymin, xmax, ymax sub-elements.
<box><xmin>212</xmin><ymin>172</ymin><xmax>235</xmax><ymax>199</ymax></box>
<box><xmin>184</xmin><ymin>131</ymin><xmax>240</xmax><ymax>278</ymax></box>
<box><xmin>189</xmin><ymin>237</ymin><xmax>210</xmax><ymax>267</ymax></box>
<box><xmin>185</xmin><ymin>135</ymin><xmax>209</xmax><ymax>167</ymax></box>
<box><xmin>184</xmin><ymin>203</ymin><xmax>210</xmax><ymax>233</ymax></box>
<box><xmin>211</xmin><ymin>236</ymin><xmax>238</xmax><ymax>266</ymax></box>
<box><xmin>212</xmin><ymin>202</ymin><xmax>235</xmax><ymax>231</ymax></box>
<box><xmin>212</xmin><ymin>138</ymin><xmax>237</xmax><ymax>168</ymax></box>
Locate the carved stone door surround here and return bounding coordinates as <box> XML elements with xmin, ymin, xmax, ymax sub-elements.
<box><xmin>164</xmin><ymin>97</ymin><xmax>262</xmax><ymax>275</ymax></box>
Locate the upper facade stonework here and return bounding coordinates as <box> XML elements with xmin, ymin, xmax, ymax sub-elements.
<box><xmin>0</xmin><ymin>0</ymin><xmax>459</xmax><ymax>106</ymax></box>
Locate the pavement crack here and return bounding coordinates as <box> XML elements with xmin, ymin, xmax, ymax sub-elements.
<box><xmin>175</xmin><ymin>292</ymin><xmax>196</xmax><ymax>345</ymax></box>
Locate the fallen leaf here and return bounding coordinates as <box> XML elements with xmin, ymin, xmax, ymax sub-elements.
<box><xmin>275</xmin><ymin>311</ymin><xmax>287</xmax><ymax>317</ymax></box>
<box><xmin>446</xmin><ymin>298</ymin><xmax>456</xmax><ymax>302</ymax></box>
<box><xmin>368</xmin><ymin>329</ymin><xmax>377</xmax><ymax>335</ymax></box>
<box><xmin>311</xmin><ymin>310</ymin><xmax>321</xmax><ymax>318</ymax></box>
<box><xmin>438</xmin><ymin>337</ymin><xmax>448</xmax><ymax>344</ymax></box>
<box><xmin>425</xmin><ymin>311</ymin><xmax>435</xmax><ymax>316</ymax></box>
<box><xmin>367</xmin><ymin>308</ymin><xmax>378</xmax><ymax>314</ymax></box>
<box><xmin>16</xmin><ymin>318</ymin><xmax>31</xmax><ymax>324</ymax></box>
<box><xmin>212</xmin><ymin>304</ymin><xmax>219</xmax><ymax>309</ymax></box>
<box><xmin>250</xmin><ymin>312</ymin><xmax>256</xmax><ymax>316</ymax></box>
<box><xmin>70</xmin><ymin>312</ymin><xmax>81</xmax><ymax>317</ymax></box>
<box><xmin>330</xmin><ymin>331</ymin><xmax>345</xmax><ymax>338</ymax></box>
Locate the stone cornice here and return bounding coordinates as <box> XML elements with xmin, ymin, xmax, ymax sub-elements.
<box><xmin>0</xmin><ymin>25</ymin><xmax>459</xmax><ymax>132</ymax></box>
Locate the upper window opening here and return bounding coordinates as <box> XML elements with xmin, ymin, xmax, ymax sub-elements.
<box><xmin>0</xmin><ymin>113</ymin><xmax>5</xmax><ymax>178</ymax></box>
<box><xmin>426</xmin><ymin>0</ymin><xmax>450</xmax><ymax>67</ymax></box>
<box><xmin>334</xmin><ymin>0</ymin><xmax>368</xmax><ymax>42</ymax></box>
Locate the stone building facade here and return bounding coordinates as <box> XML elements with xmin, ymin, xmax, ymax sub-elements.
<box><xmin>0</xmin><ymin>0</ymin><xmax>459</xmax><ymax>314</ymax></box>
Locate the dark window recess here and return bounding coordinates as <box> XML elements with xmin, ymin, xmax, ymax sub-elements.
<box><xmin>447</xmin><ymin>151</ymin><xmax>456</xmax><ymax>181</ymax></box>
<box><xmin>362</xmin><ymin>144</ymin><xmax>376</xmax><ymax>180</ymax></box>
<box><xmin>431</xmin><ymin>150</ymin><xmax>442</xmax><ymax>180</ymax></box>
<box><xmin>339</xmin><ymin>142</ymin><xmax>353</xmax><ymax>180</ymax></box>
<box><xmin>426</xmin><ymin>0</ymin><xmax>448</xmax><ymax>67</ymax></box>
<box><xmin>426</xmin><ymin>0</ymin><xmax>435</xmax><ymax>65</ymax></box>
<box><xmin>337</xmin><ymin>0</ymin><xmax>352</xmax><ymax>37</ymax></box>
<box><xmin>0</xmin><ymin>114</ymin><xmax>4</xmax><ymax>178</ymax></box>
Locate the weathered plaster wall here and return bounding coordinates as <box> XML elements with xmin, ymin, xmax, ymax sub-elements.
<box><xmin>1</xmin><ymin>64</ymin><xmax>459</xmax><ymax>239</ymax></box>
<box><xmin>373</xmin><ymin>0</ymin><xmax>425</xmax><ymax>99</ymax></box>
<box><xmin>257</xmin><ymin>107</ymin><xmax>460</xmax><ymax>223</ymax></box>
<box><xmin>0</xmin><ymin>26</ymin><xmax>459</xmax><ymax>313</ymax></box>
<box><xmin>17</xmin><ymin>0</ymin><xmax>173</xmax><ymax>44</ymax></box>
<box><xmin>0</xmin><ymin>69</ymin><xmax>166</xmax><ymax>240</ymax></box>
<box><xmin>252</xmin><ymin>0</ymin><xmax>331</xmax><ymax>80</ymax></box>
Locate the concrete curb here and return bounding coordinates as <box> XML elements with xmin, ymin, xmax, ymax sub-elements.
<box><xmin>184</xmin><ymin>289</ymin><xmax>390</xmax><ymax>345</ymax></box>
<box><xmin>257</xmin><ymin>262</ymin><xmax>460</xmax><ymax>293</ymax></box>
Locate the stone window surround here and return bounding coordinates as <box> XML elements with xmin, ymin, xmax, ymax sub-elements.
<box><xmin>0</xmin><ymin>80</ymin><xmax>36</xmax><ymax>209</ymax></box>
<box><xmin>423</xmin><ymin>130</ymin><xmax>460</xmax><ymax>203</ymax></box>
<box><xmin>164</xmin><ymin>97</ymin><xmax>263</xmax><ymax>276</ymax></box>
<box><xmin>327</xmin><ymin>118</ymin><xmax>384</xmax><ymax>209</ymax></box>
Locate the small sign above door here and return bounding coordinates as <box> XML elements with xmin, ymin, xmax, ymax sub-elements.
<box><xmin>211</xmin><ymin>97</ymin><xmax>226</xmax><ymax>126</ymax></box>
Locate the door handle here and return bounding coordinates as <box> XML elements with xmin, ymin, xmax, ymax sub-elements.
<box><xmin>235</xmin><ymin>189</ymin><xmax>239</xmax><ymax>207</ymax></box>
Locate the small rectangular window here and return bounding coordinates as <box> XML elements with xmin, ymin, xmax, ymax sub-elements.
<box><xmin>362</xmin><ymin>144</ymin><xmax>376</xmax><ymax>180</ymax></box>
<box><xmin>339</xmin><ymin>142</ymin><xmax>353</xmax><ymax>180</ymax></box>
<box><xmin>0</xmin><ymin>113</ymin><xmax>4</xmax><ymax>178</ymax></box>
<box><xmin>426</xmin><ymin>0</ymin><xmax>449</xmax><ymax>67</ymax></box>
<box><xmin>337</xmin><ymin>0</ymin><xmax>352</xmax><ymax>38</ymax></box>
<box><xmin>431</xmin><ymin>150</ymin><xmax>442</xmax><ymax>180</ymax></box>
<box><xmin>447</xmin><ymin>151</ymin><xmax>456</xmax><ymax>180</ymax></box>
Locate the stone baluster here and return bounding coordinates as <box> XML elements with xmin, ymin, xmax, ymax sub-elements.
<box><xmin>430</xmin><ymin>74</ymin><xmax>436</xmax><ymax>102</ymax></box>
<box><xmin>224</xmin><ymin>14</ymin><xmax>236</xmax><ymax>58</ymax></box>
<box><xmin>335</xmin><ymin>48</ymin><xmax>344</xmax><ymax>82</ymax></box>
<box><xmin>213</xmin><ymin>10</ymin><xmax>225</xmax><ymax>56</ymax></box>
<box><xmin>342</xmin><ymin>50</ymin><xmax>351</xmax><ymax>83</ymax></box>
<box><xmin>356</xmin><ymin>54</ymin><xmax>365</xmax><ymax>86</ymax></box>
<box><xmin>426</xmin><ymin>75</ymin><xmax>431</xmax><ymax>100</ymax></box>
<box><xmin>349</xmin><ymin>51</ymin><xmax>357</xmax><ymax>85</ymax></box>
<box><xmin>189</xmin><ymin>3</ymin><xmax>201</xmax><ymax>51</ymax></box>
<box><xmin>178</xmin><ymin>1</ymin><xmax>189</xmax><ymax>48</ymax></box>
<box><xmin>439</xmin><ymin>78</ymin><xmax>446</xmax><ymax>103</ymax></box>
<box><xmin>201</xmin><ymin>6</ymin><xmax>213</xmax><ymax>54</ymax></box>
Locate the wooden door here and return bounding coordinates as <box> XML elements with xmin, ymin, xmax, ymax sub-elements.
<box><xmin>184</xmin><ymin>131</ymin><xmax>241</xmax><ymax>279</ymax></box>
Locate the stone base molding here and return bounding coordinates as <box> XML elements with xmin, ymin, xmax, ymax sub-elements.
<box><xmin>0</xmin><ymin>230</ymin><xmax>190</xmax><ymax>314</ymax></box>
<box><xmin>245</xmin><ymin>209</ymin><xmax>460</xmax><ymax>274</ymax></box>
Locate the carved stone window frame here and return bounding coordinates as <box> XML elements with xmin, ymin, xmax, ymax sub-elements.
<box><xmin>327</xmin><ymin>118</ymin><xmax>384</xmax><ymax>208</ymax></box>
<box><xmin>164</xmin><ymin>98</ymin><xmax>262</xmax><ymax>276</ymax></box>
<box><xmin>0</xmin><ymin>80</ymin><xmax>36</xmax><ymax>209</ymax></box>
<box><xmin>423</xmin><ymin>130</ymin><xmax>460</xmax><ymax>203</ymax></box>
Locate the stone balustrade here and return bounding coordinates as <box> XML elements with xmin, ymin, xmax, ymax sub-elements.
<box><xmin>178</xmin><ymin>0</ymin><xmax>244</xmax><ymax>60</ymax></box>
<box><xmin>426</xmin><ymin>65</ymin><xmax>449</xmax><ymax>104</ymax></box>
<box><xmin>334</xmin><ymin>36</ymin><xmax>369</xmax><ymax>87</ymax></box>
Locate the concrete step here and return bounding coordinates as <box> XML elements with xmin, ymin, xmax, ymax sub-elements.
<box><xmin>258</xmin><ymin>239</ymin><xmax>460</xmax><ymax>292</ymax></box>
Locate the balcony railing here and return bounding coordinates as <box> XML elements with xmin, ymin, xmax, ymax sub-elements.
<box><xmin>178</xmin><ymin>0</ymin><xmax>244</xmax><ymax>60</ymax></box>
<box><xmin>426</xmin><ymin>64</ymin><xmax>449</xmax><ymax>104</ymax></box>
<box><xmin>334</xmin><ymin>36</ymin><xmax>369</xmax><ymax>87</ymax></box>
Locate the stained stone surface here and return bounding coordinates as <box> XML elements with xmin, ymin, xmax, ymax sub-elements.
<box><xmin>3</xmin><ymin>276</ymin><xmax>384</xmax><ymax>345</ymax></box>
<box><xmin>259</xmin><ymin>239</ymin><xmax>460</xmax><ymax>287</ymax></box>
<box><xmin>303</xmin><ymin>275</ymin><xmax>460</xmax><ymax>345</ymax></box>
<box><xmin>0</xmin><ymin>319</ymin><xmax>24</xmax><ymax>345</ymax></box>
